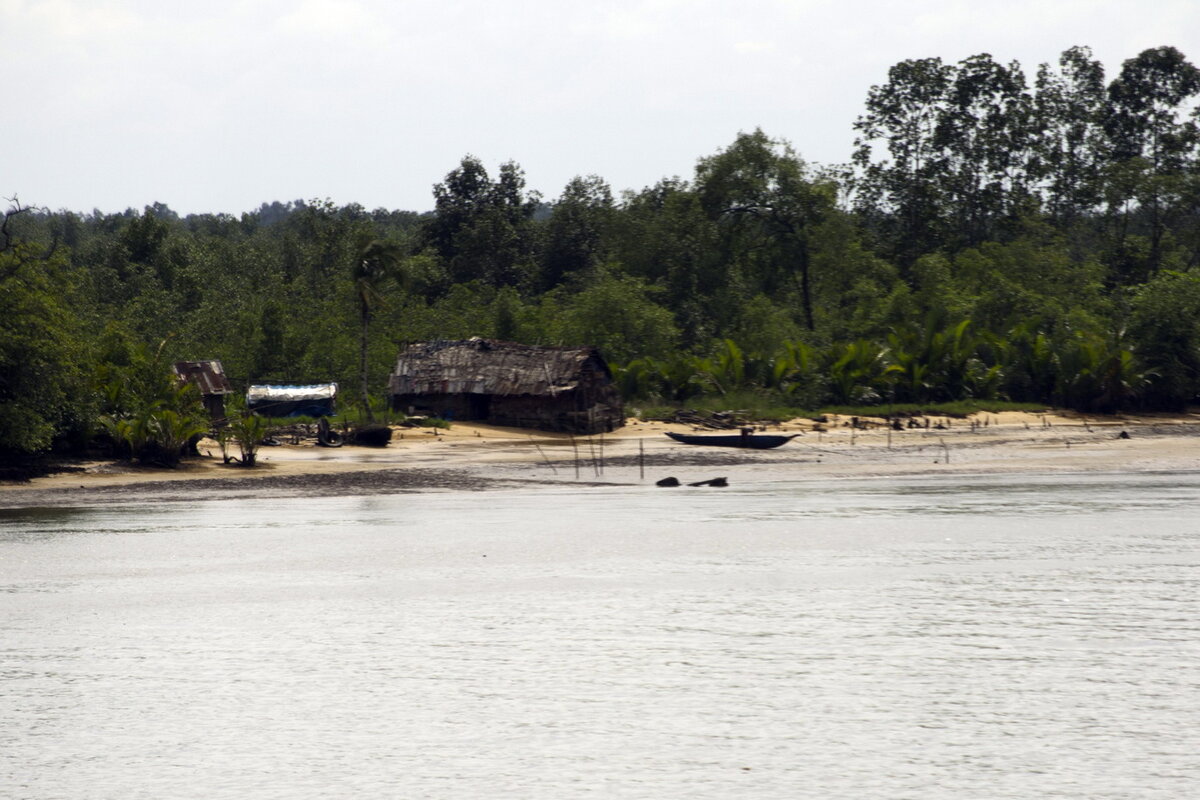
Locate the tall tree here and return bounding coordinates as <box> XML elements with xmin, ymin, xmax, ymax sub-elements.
<box><xmin>853</xmin><ymin>57</ymin><xmax>955</xmax><ymax>270</ymax></box>
<box><xmin>1032</xmin><ymin>46</ymin><xmax>1108</xmax><ymax>226</ymax></box>
<box><xmin>423</xmin><ymin>156</ymin><xmax>540</xmax><ymax>288</ymax></box>
<box><xmin>855</xmin><ymin>55</ymin><xmax>1038</xmax><ymax>258</ymax></box>
<box><xmin>613</xmin><ymin>178</ymin><xmax>723</xmax><ymax>347</ymax></box>
<box><xmin>353</xmin><ymin>239</ymin><xmax>404</xmax><ymax>421</ymax></box>
<box><xmin>538</xmin><ymin>175</ymin><xmax>615</xmax><ymax>291</ymax></box>
<box><xmin>1103</xmin><ymin>46</ymin><xmax>1200</xmax><ymax>277</ymax></box>
<box><xmin>695</xmin><ymin>129</ymin><xmax>836</xmax><ymax>330</ymax></box>
<box><xmin>938</xmin><ymin>54</ymin><xmax>1035</xmax><ymax>247</ymax></box>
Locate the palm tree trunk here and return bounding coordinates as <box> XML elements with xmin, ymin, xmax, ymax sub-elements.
<box><xmin>360</xmin><ymin>306</ymin><xmax>374</xmax><ymax>423</ymax></box>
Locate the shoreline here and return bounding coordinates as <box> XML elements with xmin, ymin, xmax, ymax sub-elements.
<box><xmin>3</xmin><ymin>411</ymin><xmax>1200</xmax><ymax>508</ymax></box>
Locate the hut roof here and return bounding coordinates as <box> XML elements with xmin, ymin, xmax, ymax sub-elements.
<box><xmin>388</xmin><ymin>338</ymin><xmax>611</xmax><ymax>397</ymax></box>
<box><xmin>246</xmin><ymin>383</ymin><xmax>338</xmax><ymax>404</ymax></box>
<box><xmin>246</xmin><ymin>383</ymin><xmax>338</xmax><ymax>418</ymax></box>
<box><xmin>173</xmin><ymin>360</ymin><xmax>234</xmax><ymax>396</ymax></box>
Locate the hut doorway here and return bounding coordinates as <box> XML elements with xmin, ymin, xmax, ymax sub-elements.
<box><xmin>469</xmin><ymin>394</ymin><xmax>492</xmax><ymax>419</ymax></box>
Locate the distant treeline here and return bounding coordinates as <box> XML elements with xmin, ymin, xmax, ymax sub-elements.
<box><xmin>4</xmin><ymin>45</ymin><xmax>1200</xmax><ymax>460</ymax></box>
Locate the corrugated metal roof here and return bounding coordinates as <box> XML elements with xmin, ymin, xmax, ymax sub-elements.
<box><xmin>173</xmin><ymin>360</ymin><xmax>234</xmax><ymax>396</ymax></box>
<box><xmin>388</xmin><ymin>339</ymin><xmax>609</xmax><ymax>397</ymax></box>
<box><xmin>247</xmin><ymin>383</ymin><xmax>338</xmax><ymax>403</ymax></box>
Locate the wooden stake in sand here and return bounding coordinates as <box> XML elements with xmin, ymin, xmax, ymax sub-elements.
<box><xmin>531</xmin><ymin>436</ymin><xmax>557</xmax><ymax>474</ymax></box>
<box><xmin>571</xmin><ymin>436</ymin><xmax>580</xmax><ymax>479</ymax></box>
<box><xmin>587</xmin><ymin>437</ymin><xmax>599</xmax><ymax>477</ymax></box>
<box><xmin>639</xmin><ymin>439</ymin><xmax>645</xmax><ymax>480</ymax></box>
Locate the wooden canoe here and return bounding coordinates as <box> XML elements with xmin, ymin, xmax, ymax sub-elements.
<box><xmin>665</xmin><ymin>430</ymin><xmax>798</xmax><ymax>449</ymax></box>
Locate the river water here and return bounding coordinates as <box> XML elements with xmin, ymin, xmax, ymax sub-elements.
<box><xmin>2</xmin><ymin>472</ymin><xmax>1199</xmax><ymax>799</ymax></box>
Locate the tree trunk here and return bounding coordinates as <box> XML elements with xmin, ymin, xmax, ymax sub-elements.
<box><xmin>798</xmin><ymin>242</ymin><xmax>814</xmax><ymax>331</ymax></box>
<box><xmin>360</xmin><ymin>307</ymin><xmax>374</xmax><ymax>423</ymax></box>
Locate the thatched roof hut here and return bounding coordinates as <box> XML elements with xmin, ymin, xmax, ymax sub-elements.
<box><xmin>387</xmin><ymin>338</ymin><xmax>623</xmax><ymax>434</ymax></box>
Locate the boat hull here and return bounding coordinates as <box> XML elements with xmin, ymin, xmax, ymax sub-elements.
<box><xmin>665</xmin><ymin>431</ymin><xmax>797</xmax><ymax>449</ymax></box>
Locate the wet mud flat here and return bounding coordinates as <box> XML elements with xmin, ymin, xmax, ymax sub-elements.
<box><xmin>0</xmin><ymin>467</ymin><xmax>560</xmax><ymax>509</ymax></box>
<box><xmin>5</xmin><ymin>418</ymin><xmax>1200</xmax><ymax>510</ymax></box>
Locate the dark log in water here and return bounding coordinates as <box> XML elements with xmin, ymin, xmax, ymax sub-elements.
<box><xmin>687</xmin><ymin>477</ymin><xmax>728</xmax><ymax>487</ymax></box>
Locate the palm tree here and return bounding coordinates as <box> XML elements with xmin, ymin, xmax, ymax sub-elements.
<box><xmin>827</xmin><ymin>340</ymin><xmax>887</xmax><ymax>405</ymax></box>
<box><xmin>353</xmin><ymin>239</ymin><xmax>404</xmax><ymax>422</ymax></box>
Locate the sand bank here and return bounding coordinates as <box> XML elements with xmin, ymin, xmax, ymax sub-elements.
<box><xmin>3</xmin><ymin>411</ymin><xmax>1199</xmax><ymax>508</ymax></box>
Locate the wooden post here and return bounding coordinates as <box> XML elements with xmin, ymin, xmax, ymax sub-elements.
<box><xmin>532</xmin><ymin>436</ymin><xmax>557</xmax><ymax>474</ymax></box>
<box><xmin>887</xmin><ymin>390</ymin><xmax>894</xmax><ymax>450</ymax></box>
<box><xmin>587</xmin><ymin>436</ymin><xmax>599</xmax><ymax>477</ymax></box>
<box><xmin>639</xmin><ymin>438</ymin><xmax>645</xmax><ymax>480</ymax></box>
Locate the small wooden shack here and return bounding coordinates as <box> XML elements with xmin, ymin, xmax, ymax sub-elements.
<box><xmin>173</xmin><ymin>360</ymin><xmax>234</xmax><ymax>421</ymax></box>
<box><xmin>387</xmin><ymin>338</ymin><xmax>624</xmax><ymax>434</ymax></box>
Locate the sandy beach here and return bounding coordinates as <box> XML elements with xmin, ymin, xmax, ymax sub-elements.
<box><xmin>4</xmin><ymin>410</ymin><xmax>1200</xmax><ymax>508</ymax></box>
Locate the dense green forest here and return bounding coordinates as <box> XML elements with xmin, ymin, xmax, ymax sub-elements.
<box><xmin>4</xmin><ymin>45</ymin><xmax>1200</xmax><ymax>462</ymax></box>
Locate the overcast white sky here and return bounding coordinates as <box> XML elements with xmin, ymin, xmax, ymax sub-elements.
<box><xmin>5</xmin><ymin>0</ymin><xmax>1197</xmax><ymax>216</ymax></box>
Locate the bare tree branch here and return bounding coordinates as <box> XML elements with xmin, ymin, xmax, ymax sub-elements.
<box><xmin>2</xmin><ymin>196</ymin><xmax>60</xmax><ymax>266</ymax></box>
<box><xmin>1</xmin><ymin>196</ymin><xmax>31</xmax><ymax>253</ymax></box>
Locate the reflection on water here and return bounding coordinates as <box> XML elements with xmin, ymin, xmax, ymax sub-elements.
<box><xmin>2</xmin><ymin>473</ymin><xmax>1199</xmax><ymax>799</ymax></box>
<box><xmin>0</xmin><ymin>505</ymin><xmax>96</xmax><ymax>532</ymax></box>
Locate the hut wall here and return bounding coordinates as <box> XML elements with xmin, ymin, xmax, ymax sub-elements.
<box><xmin>490</xmin><ymin>394</ymin><xmax>585</xmax><ymax>432</ymax></box>
<box><xmin>392</xmin><ymin>390</ymin><xmax>621</xmax><ymax>434</ymax></box>
<box><xmin>202</xmin><ymin>395</ymin><xmax>227</xmax><ymax>421</ymax></box>
<box><xmin>391</xmin><ymin>393</ymin><xmax>476</xmax><ymax>422</ymax></box>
